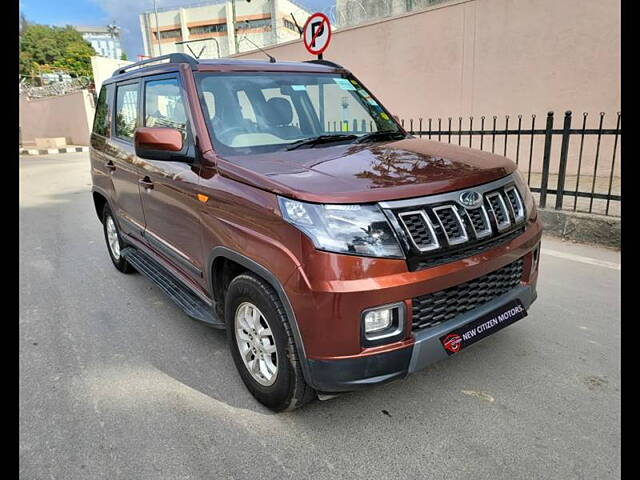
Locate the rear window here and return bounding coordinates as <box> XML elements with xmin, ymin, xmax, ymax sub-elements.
<box><xmin>92</xmin><ymin>84</ymin><xmax>112</xmax><ymax>137</ymax></box>
<box><xmin>115</xmin><ymin>83</ymin><xmax>139</xmax><ymax>141</ymax></box>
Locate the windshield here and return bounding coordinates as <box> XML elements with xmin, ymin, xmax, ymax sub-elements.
<box><xmin>195</xmin><ymin>72</ymin><xmax>404</xmax><ymax>155</ymax></box>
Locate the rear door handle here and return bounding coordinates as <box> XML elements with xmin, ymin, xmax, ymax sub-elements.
<box><xmin>105</xmin><ymin>161</ymin><xmax>116</xmax><ymax>172</ymax></box>
<box><xmin>138</xmin><ymin>177</ymin><xmax>154</xmax><ymax>190</ymax></box>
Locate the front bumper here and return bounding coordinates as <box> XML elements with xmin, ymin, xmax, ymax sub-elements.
<box><xmin>308</xmin><ymin>284</ymin><xmax>537</xmax><ymax>393</ymax></box>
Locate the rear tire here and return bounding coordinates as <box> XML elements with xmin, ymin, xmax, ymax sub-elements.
<box><xmin>225</xmin><ymin>273</ymin><xmax>315</xmax><ymax>411</ymax></box>
<box><xmin>102</xmin><ymin>204</ymin><xmax>136</xmax><ymax>274</ymax></box>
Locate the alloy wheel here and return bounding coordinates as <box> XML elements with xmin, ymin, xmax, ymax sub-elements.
<box><xmin>106</xmin><ymin>215</ymin><xmax>120</xmax><ymax>260</ymax></box>
<box><xmin>234</xmin><ymin>301</ymin><xmax>278</xmax><ymax>386</ymax></box>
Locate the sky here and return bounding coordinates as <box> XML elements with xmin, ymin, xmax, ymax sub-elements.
<box><xmin>20</xmin><ymin>0</ymin><xmax>334</xmax><ymax>59</ymax></box>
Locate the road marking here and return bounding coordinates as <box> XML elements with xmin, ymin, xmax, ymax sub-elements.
<box><xmin>542</xmin><ymin>249</ymin><xmax>620</xmax><ymax>270</ymax></box>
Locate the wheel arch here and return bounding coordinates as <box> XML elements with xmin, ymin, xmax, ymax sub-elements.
<box><xmin>92</xmin><ymin>190</ymin><xmax>109</xmax><ymax>221</ymax></box>
<box><xmin>207</xmin><ymin>247</ymin><xmax>315</xmax><ymax>387</ymax></box>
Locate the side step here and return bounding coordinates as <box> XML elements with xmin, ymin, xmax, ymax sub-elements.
<box><xmin>121</xmin><ymin>247</ymin><xmax>224</xmax><ymax>329</ymax></box>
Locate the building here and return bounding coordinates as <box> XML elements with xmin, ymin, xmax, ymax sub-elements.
<box><xmin>138</xmin><ymin>0</ymin><xmax>311</xmax><ymax>59</ymax></box>
<box><xmin>76</xmin><ymin>25</ymin><xmax>123</xmax><ymax>60</ymax></box>
<box><xmin>335</xmin><ymin>0</ymin><xmax>449</xmax><ymax>28</ymax></box>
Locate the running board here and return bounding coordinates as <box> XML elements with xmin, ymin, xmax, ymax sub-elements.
<box><xmin>121</xmin><ymin>247</ymin><xmax>224</xmax><ymax>328</ymax></box>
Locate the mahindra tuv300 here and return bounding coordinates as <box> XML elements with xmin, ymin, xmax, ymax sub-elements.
<box><xmin>90</xmin><ymin>54</ymin><xmax>542</xmax><ymax>411</ymax></box>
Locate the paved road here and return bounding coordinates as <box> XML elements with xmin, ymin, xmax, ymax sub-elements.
<box><xmin>20</xmin><ymin>153</ymin><xmax>621</xmax><ymax>480</ymax></box>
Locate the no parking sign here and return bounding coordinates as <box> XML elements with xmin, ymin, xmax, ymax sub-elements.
<box><xmin>303</xmin><ymin>12</ymin><xmax>332</xmax><ymax>58</ymax></box>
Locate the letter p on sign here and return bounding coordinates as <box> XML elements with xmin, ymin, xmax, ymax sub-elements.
<box><xmin>303</xmin><ymin>12</ymin><xmax>332</xmax><ymax>56</ymax></box>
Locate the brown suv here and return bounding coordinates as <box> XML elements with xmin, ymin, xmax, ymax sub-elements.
<box><xmin>90</xmin><ymin>54</ymin><xmax>542</xmax><ymax>411</ymax></box>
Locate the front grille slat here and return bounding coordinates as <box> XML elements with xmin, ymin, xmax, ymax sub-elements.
<box><xmin>465</xmin><ymin>206</ymin><xmax>492</xmax><ymax>239</ymax></box>
<box><xmin>387</xmin><ymin>177</ymin><xmax>528</xmax><ymax>271</ymax></box>
<box><xmin>433</xmin><ymin>205</ymin><xmax>468</xmax><ymax>245</ymax></box>
<box><xmin>398</xmin><ymin>211</ymin><xmax>440</xmax><ymax>252</ymax></box>
<box><xmin>505</xmin><ymin>186</ymin><xmax>525</xmax><ymax>223</ymax></box>
<box><xmin>486</xmin><ymin>192</ymin><xmax>512</xmax><ymax>231</ymax></box>
<box><xmin>411</xmin><ymin>258</ymin><xmax>524</xmax><ymax>331</ymax></box>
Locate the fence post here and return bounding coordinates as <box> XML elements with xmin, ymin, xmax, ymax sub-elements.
<box><xmin>555</xmin><ymin>111</ymin><xmax>572</xmax><ymax>209</ymax></box>
<box><xmin>539</xmin><ymin>111</ymin><xmax>554</xmax><ymax>209</ymax></box>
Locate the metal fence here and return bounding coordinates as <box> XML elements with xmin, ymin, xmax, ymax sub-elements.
<box><xmin>401</xmin><ymin>111</ymin><xmax>621</xmax><ymax>217</ymax></box>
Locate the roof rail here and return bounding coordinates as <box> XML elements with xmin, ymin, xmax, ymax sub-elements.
<box><xmin>113</xmin><ymin>53</ymin><xmax>198</xmax><ymax>76</ymax></box>
<box><xmin>303</xmin><ymin>59</ymin><xmax>344</xmax><ymax>69</ymax></box>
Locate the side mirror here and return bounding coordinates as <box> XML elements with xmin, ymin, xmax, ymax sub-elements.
<box><xmin>134</xmin><ymin>127</ymin><xmax>185</xmax><ymax>161</ymax></box>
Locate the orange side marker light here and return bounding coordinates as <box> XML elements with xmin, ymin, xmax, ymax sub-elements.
<box><xmin>197</xmin><ymin>193</ymin><xmax>209</xmax><ymax>203</ymax></box>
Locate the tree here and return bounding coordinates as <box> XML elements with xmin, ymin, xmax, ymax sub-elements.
<box><xmin>53</xmin><ymin>41</ymin><xmax>96</xmax><ymax>78</ymax></box>
<box><xmin>120</xmin><ymin>52</ymin><xmax>128</xmax><ymax>61</ymax></box>
<box><xmin>19</xmin><ymin>13</ymin><xmax>28</xmax><ymax>35</ymax></box>
<box><xmin>19</xmin><ymin>22</ymin><xmax>96</xmax><ymax>79</ymax></box>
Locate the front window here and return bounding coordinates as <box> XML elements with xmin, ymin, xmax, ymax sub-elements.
<box><xmin>195</xmin><ymin>72</ymin><xmax>404</xmax><ymax>155</ymax></box>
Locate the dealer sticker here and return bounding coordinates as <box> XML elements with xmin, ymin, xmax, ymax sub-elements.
<box><xmin>439</xmin><ymin>300</ymin><xmax>527</xmax><ymax>355</ymax></box>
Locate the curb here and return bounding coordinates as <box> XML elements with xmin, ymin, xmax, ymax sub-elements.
<box><xmin>538</xmin><ymin>208</ymin><xmax>620</xmax><ymax>249</ymax></box>
<box><xmin>20</xmin><ymin>146</ymin><xmax>89</xmax><ymax>155</ymax></box>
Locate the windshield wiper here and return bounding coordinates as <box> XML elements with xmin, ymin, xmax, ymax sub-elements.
<box><xmin>354</xmin><ymin>130</ymin><xmax>407</xmax><ymax>144</ymax></box>
<box><xmin>286</xmin><ymin>134</ymin><xmax>357</xmax><ymax>151</ymax></box>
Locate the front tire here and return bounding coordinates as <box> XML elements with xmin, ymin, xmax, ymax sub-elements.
<box><xmin>226</xmin><ymin>273</ymin><xmax>315</xmax><ymax>411</ymax></box>
<box><xmin>102</xmin><ymin>204</ymin><xmax>136</xmax><ymax>274</ymax></box>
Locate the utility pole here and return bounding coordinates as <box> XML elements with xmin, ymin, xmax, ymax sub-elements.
<box><xmin>153</xmin><ymin>0</ymin><xmax>162</xmax><ymax>55</ymax></box>
<box><xmin>231</xmin><ymin>0</ymin><xmax>239</xmax><ymax>54</ymax></box>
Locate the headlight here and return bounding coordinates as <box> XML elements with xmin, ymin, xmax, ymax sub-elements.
<box><xmin>278</xmin><ymin>197</ymin><xmax>404</xmax><ymax>259</ymax></box>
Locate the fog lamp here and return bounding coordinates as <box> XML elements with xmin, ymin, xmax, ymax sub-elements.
<box><xmin>364</xmin><ymin>309</ymin><xmax>392</xmax><ymax>333</ymax></box>
<box><xmin>361</xmin><ymin>302</ymin><xmax>405</xmax><ymax>345</ymax></box>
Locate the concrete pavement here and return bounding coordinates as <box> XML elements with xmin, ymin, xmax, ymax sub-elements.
<box><xmin>20</xmin><ymin>153</ymin><xmax>620</xmax><ymax>479</ymax></box>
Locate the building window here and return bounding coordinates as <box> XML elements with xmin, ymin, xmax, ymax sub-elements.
<box><xmin>283</xmin><ymin>19</ymin><xmax>299</xmax><ymax>33</ymax></box>
<box><xmin>155</xmin><ymin>29</ymin><xmax>181</xmax><ymax>40</ymax></box>
<box><xmin>189</xmin><ymin>23</ymin><xmax>227</xmax><ymax>35</ymax></box>
<box><xmin>238</xmin><ymin>18</ymin><xmax>271</xmax><ymax>31</ymax></box>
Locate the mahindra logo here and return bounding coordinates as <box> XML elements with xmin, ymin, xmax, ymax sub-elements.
<box><xmin>459</xmin><ymin>190</ymin><xmax>482</xmax><ymax>208</ymax></box>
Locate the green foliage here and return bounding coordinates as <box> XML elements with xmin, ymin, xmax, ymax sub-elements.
<box><xmin>120</xmin><ymin>52</ymin><xmax>128</xmax><ymax>61</ymax></box>
<box><xmin>19</xmin><ymin>22</ymin><xmax>96</xmax><ymax>80</ymax></box>
<box><xmin>53</xmin><ymin>41</ymin><xmax>96</xmax><ymax>78</ymax></box>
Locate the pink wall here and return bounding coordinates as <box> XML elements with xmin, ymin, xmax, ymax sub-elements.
<box><xmin>233</xmin><ymin>0</ymin><xmax>620</xmax><ymax>124</ymax></box>
<box><xmin>232</xmin><ymin>0</ymin><xmax>620</xmax><ymax>178</ymax></box>
<box><xmin>19</xmin><ymin>90</ymin><xmax>95</xmax><ymax>146</ymax></box>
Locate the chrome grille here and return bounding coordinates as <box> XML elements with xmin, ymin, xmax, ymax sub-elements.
<box><xmin>465</xmin><ymin>206</ymin><xmax>492</xmax><ymax>239</ymax></box>
<box><xmin>486</xmin><ymin>192</ymin><xmax>511</xmax><ymax>231</ymax></box>
<box><xmin>505</xmin><ymin>186</ymin><xmax>525</xmax><ymax>223</ymax></box>
<box><xmin>398</xmin><ymin>211</ymin><xmax>439</xmax><ymax>252</ymax></box>
<box><xmin>433</xmin><ymin>205</ymin><xmax>468</xmax><ymax>245</ymax></box>
<box><xmin>380</xmin><ymin>174</ymin><xmax>528</xmax><ymax>271</ymax></box>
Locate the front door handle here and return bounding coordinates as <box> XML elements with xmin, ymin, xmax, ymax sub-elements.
<box><xmin>138</xmin><ymin>177</ymin><xmax>154</xmax><ymax>190</ymax></box>
<box><xmin>105</xmin><ymin>161</ymin><xmax>116</xmax><ymax>173</ymax></box>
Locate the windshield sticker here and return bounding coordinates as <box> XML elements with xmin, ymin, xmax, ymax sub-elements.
<box><xmin>380</xmin><ymin>112</ymin><xmax>390</xmax><ymax>120</ymax></box>
<box><xmin>334</xmin><ymin>78</ymin><xmax>356</xmax><ymax>91</ymax></box>
<box><xmin>350</xmin><ymin>79</ymin><xmax>359</xmax><ymax>85</ymax></box>
<box><xmin>291</xmin><ymin>85</ymin><xmax>307</xmax><ymax>91</ymax></box>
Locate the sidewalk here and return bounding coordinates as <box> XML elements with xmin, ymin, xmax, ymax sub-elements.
<box><xmin>20</xmin><ymin>145</ymin><xmax>89</xmax><ymax>155</ymax></box>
